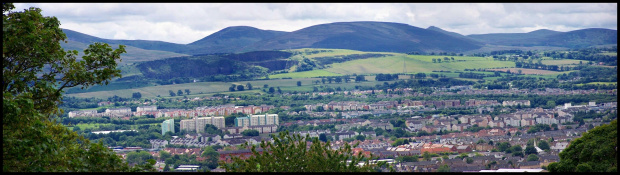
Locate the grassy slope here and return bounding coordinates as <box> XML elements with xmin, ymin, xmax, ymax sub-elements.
<box><xmin>324</xmin><ymin>54</ymin><xmax>514</xmax><ymax>75</ymax></box>
<box><xmin>65</xmin><ymin>48</ymin><xmax>588</xmax><ymax>99</ymax></box>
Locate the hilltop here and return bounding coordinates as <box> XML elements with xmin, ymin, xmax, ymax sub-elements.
<box><xmin>60</xmin><ymin>21</ymin><xmax>617</xmax><ymax>65</ymax></box>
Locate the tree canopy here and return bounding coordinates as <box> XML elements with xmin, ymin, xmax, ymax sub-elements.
<box><xmin>547</xmin><ymin>119</ymin><xmax>617</xmax><ymax>172</ymax></box>
<box><xmin>220</xmin><ymin>131</ymin><xmax>389</xmax><ymax>172</ymax></box>
<box><xmin>3</xmin><ymin>3</ymin><xmax>153</xmax><ymax>172</ymax></box>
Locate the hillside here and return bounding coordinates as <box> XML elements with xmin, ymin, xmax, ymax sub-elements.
<box><xmin>426</xmin><ymin>26</ymin><xmax>480</xmax><ymax>42</ymax></box>
<box><xmin>241</xmin><ymin>21</ymin><xmax>484</xmax><ymax>53</ymax></box>
<box><xmin>59</xmin><ymin>38</ymin><xmax>189</xmax><ymax>65</ymax></box>
<box><xmin>467</xmin><ymin>28</ymin><xmax>617</xmax><ymax>48</ymax></box>
<box><xmin>62</xmin><ymin>29</ymin><xmax>190</xmax><ymax>53</ymax></box>
<box><xmin>186</xmin><ymin>26</ymin><xmax>287</xmax><ymax>54</ymax></box>
<box><xmin>60</xmin><ymin>22</ymin><xmax>617</xmax><ymax>58</ymax></box>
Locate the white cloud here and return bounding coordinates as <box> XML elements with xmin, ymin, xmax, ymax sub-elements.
<box><xmin>11</xmin><ymin>3</ymin><xmax>617</xmax><ymax>44</ymax></box>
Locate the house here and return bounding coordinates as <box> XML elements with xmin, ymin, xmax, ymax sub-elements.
<box><xmin>518</xmin><ymin>161</ymin><xmax>541</xmax><ymax>169</ymax></box>
<box><xmin>456</xmin><ymin>145</ymin><xmax>472</xmax><ymax>153</ymax></box>
<box><xmin>218</xmin><ymin>148</ymin><xmax>264</xmax><ymax>163</ymax></box>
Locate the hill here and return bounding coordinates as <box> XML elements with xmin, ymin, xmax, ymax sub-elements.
<box><xmin>186</xmin><ymin>26</ymin><xmax>287</xmax><ymax>54</ymax></box>
<box><xmin>62</xmin><ymin>29</ymin><xmax>190</xmax><ymax>53</ymax></box>
<box><xmin>467</xmin><ymin>28</ymin><xmax>616</xmax><ymax>48</ymax></box>
<box><xmin>426</xmin><ymin>26</ymin><xmax>480</xmax><ymax>42</ymax></box>
<box><xmin>61</xmin><ymin>29</ymin><xmax>189</xmax><ymax>65</ymax></box>
<box><xmin>60</xmin><ymin>22</ymin><xmax>617</xmax><ymax>58</ymax></box>
<box><xmin>241</xmin><ymin>21</ymin><xmax>484</xmax><ymax>53</ymax></box>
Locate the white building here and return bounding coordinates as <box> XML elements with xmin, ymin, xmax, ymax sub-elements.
<box><xmin>137</xmin><ymin>105</ymin><xmax>157</xmax><ymax>112</ymax></box>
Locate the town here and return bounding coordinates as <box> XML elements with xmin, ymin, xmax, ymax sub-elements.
<box><xmin>66</xmin><ymin>87</ymin><xmax>617</xmax><ymax>172</ymax></box>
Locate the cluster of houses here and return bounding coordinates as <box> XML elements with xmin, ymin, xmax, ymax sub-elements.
<box><xmin>294</xmin><ymin>87</ymin><xmax>613</xmax><ymax>99</ymax></box>
<box><xmin>69</xmin><ymin>104</ymin><xmax>276</xmax><ymax>119</ymax></box>
<box><xmin>68</xmin><ymin>107</ymin><xmax>132</xmax><ymax>118</ymax></box>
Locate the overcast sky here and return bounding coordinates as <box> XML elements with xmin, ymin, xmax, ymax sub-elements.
<box><xmin>13</xmin><ymin>3</ymin><xmax>618</xmax><ymax>44</ymax></box>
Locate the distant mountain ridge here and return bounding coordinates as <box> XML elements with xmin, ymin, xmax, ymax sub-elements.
<box><xmin>61</xmin><ymin>21</ymin><xmax>617</xmax><ymax>58</ymax></box>
<box><xmin>186</xmin><ymin>26</ymin><xmax>288</xmax><ymax>54</ymax></box>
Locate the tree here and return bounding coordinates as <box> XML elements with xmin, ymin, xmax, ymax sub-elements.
<box><xmin>169</xmin><ymin>90</ymin><xmax>176</xmax><ymax>97</ymax></box>
<box><xmin>204</xmin><ymin>124</ymin><xmax>223</xmax><ymax>136</ymax></box>
<box><xmin>335</xmin><ymin>77</ymin><xmax>342</xmax><ymax>83</ymax></box>
<box><xmin>355</xmin><ymin>75</ymin><xmax>366</xmax><ymax>82</ymax></box>
<box><xmin>264</xmin><ymin>84</ymin><xmax>269</xmax><ymax>89</ymax></box>
<box><xmin>422</xmin><ymin>151</ymin><xmax>432</xmax><ymax>161</ymax></box>
<box><xmin>297</xmin><ymin>81</ymin><xmax>302</xmax><ymax>86</ymax></box>
<box><xmin>229</xmin><ymin>84</ymin><xmax>236</xmax><ymax>92</ymax></box>
<box><xmin>437</xmin><ymin>164</ymin><xmax>450</xmax><ymax>172</ymax></box>
<box><xmin>240</xmin><ymin>129</ymin><xmax>259</xmax><ymax>137</ymax></box>
<box><xmin>319</xmin><ymin>133</ymin><xmax>327</xmax><ymax>142</ymax></box>
<box><xmin>184</xmin><ymin>89</ymin><xmax>190</xmax><ymax>95</ymax></box>
<box><xmin>546</xmin><ymin>100</ymin><xmax>556</xmax><ymax>108</ymax></box>
<box><xmin>201</xmin><ymin>146</ymin><xmax>220</xmax><ymax>169</ymax></box>
<box><xmin>3</xmin><ymin>3</ymin><xmax>153</xmax><ymax>172</ymax></box>
<box><xmin>220</xmin><ymin>131</ymin><xmax>382</xmax><ymax>172</ymax></box>
<box><xmin>525</xmin><ymin>145</ymin><xmax>538</xmax><ymax>155</ymax></box>
<box><xmin>466</xmin><ymin>157</ymin><xmax>474</xmax><ymax>164</ymax></box>
<box><xmin>126</xmin><ymin>151</ymin><xmax>154</xmax><ymax>165</ymax></box>
<box><xmin>538</xmin><ymin>140</ymin><xmax>550</xmax><ymax>151</ymax></box>
<box><xmin>548</xmin><ymin>119</ymin><xmax>617</xmax><ymax>172</ymax></box>
<box><xmin>268</xmin><ymin>87</ymin><xmax>275</xmax><ymax>93</ymax></box>
<box><xmin>246</xmin><ymin>83</ymin><xmax>252</xmax><ymax>90</ymax></box>
<box><xmin>177</xmin><ymin>89</ymin><xmax>183</xmax><ymax>96</ymax></box>
<box><xmin>355</xmin><ymin>135</ymin><xmax>366</xmax><ymax>141</ymax></box>
<box><xmin>527</xmin><ymin>154</ymin><xmax>539</xmax><ymax>161</ymax></box>
<box><xmin>236</xmin><ymin>85</ymin><xmax>244</xmax><ymax>91</ymax></box>
<box><xmin>132</xmin><ymin>92</ymin><xmax>142</xmax><ymax>99</ymax></box>
<box><xmin>159</xmin><ymin>150</ymin><xmax>172</xmax><ymax>161</ymax></box>
<box><xmin>277</xmin><ymin>87</ymin><xmax>282</xmax><ymax>94</ymax></box>
<box><xmin>497</xmin><ymin>142</ymin><xmax>511</xmax><ymax>152</ymax></box>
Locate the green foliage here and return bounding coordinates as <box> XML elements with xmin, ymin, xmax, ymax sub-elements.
<box><xmin>422</xmin><ymin>151</ymin><xmax>432</xmax><ymax>161</ymax></box>
<box><xmin>527</xmin><ymin>154</ymin><xmax>539</xmax><ymax>162</ymax></box>
<box><xmin>204</xmin><ymin>124</ymin><xmax>224</xmax><ymax>136</ymax></box>
<box><xmin>220</xmin><ymin>131</ymin><xmax>378</xmax><ymax>172</ymax></box>
<box><xmin>396</xmin><ymin>155</ymin><xmax>418</xmax><ymax>163</ymax></box>
<box><xmin>241</xmin><ymin>129</ymin><xmax>259</xmax><ymax>137</ymax></box>
<box><xmin>355</xmin><ymin>135</ymin><xmax>366</xmax><ymax>141</ymax></box>
<box><xmin>2</xmin><ymin>3</ymin><xmax>152</xmax><ymax>172</ymax></box>
<box><xmin>159</xmin><ymin>150</ymin><xmax>172</xmax><ymax>161</ymax></box>
<box><xmin>437</xmin><ymin>164</ymin><xmax>450</xmax><ymax>172</ymax></box>
<box><xmin>525</xmin><ymin>145</ymin><xmax>538</xmax><ymax>155</ymax></box>
<box><xmin>466</xmin><ymin>157</ymin><xmax>474</xmax><ymax>164</ymax></box>
<box><xmin>548</xmin><ymin>119</ymin><xmax>617</xmax><ymax>172</ymax></box>
<box><xmin>538</xmin><ymin>140</ymin><xmax>550</xmax><ymax>151</ymax></box>
<box><xmin>391</xmin><ymin>138</ymin><xmax>409</xmax><ymax>147</ymax></box>
<box><xmin>201</xmin><ymin>146</ymin><xmax>220</xmax><ymax>169</ymax></box>
<box><xmin>126</xmin><ymin>151</ymin><xmax>154</xmax><ymax>165</ymax></box>
<box><xmin>497</xmin><ymin>142</ymin><xmax>511</xmax><ymax>152</ymax></box>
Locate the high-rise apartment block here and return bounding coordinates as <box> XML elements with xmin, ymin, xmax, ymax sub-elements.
<box><xmin>234</xmin><ymin>114</ymin><xmax>279</xmax><ymax>127</ymax></box>
<box><xmin>161</xmin><ymin>118</ymin><xmax>174</xmax><ymax>135</ymax></box>
<box><xmin>180</xmin><ymin>116</ymin><xmax>225</xmax><ymax>133</ymax></box>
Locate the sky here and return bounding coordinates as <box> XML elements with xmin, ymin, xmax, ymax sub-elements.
<box><xmin>12</xmin><ymin>3</ymin><xmax>618</xmax><ymax>44</ymax></box>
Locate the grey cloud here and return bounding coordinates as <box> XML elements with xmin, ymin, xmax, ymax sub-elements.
<box><xmin>12</xmin><ymin>3</ymin><xmax>617</xmax><ymax>44</ymax></box>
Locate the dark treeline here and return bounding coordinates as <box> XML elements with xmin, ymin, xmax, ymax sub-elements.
<box><xmin>313</xmin><ymin>53</ymin><xmax>392</xmax><ymax>65</ymax></box>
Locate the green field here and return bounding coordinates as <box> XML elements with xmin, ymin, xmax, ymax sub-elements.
<box><xmin>600</xmin><ymin>52</ymin><xmax>617</xmax><ymax>56</ymax></box>
<box><xmin>66</xmin><ymin>78</ymin><xmax>329</xmax><ymax>99</ymax></box>
<box><xmin>541</xmin><ymin>59</ymin><xmax>587</xmax><ymax>65</ymax></box>
<box><xmin>581</xmin><ymin>82</ymin><xmax>617</xmax><ymax>86</ymax></box>
<box><xmin>323</xmin><ymin>54</ymin><xmax>514</xmax><ymax>75</ymax></box>
<box><xmin>269</xmin><ymin>69</ymin><xmax>342</xmax><ymax>78</ymax></box>
<box><xmin>67</xmin><ymin>123</ymin><xmax>114</xmax><ymax>131</ymax></box>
